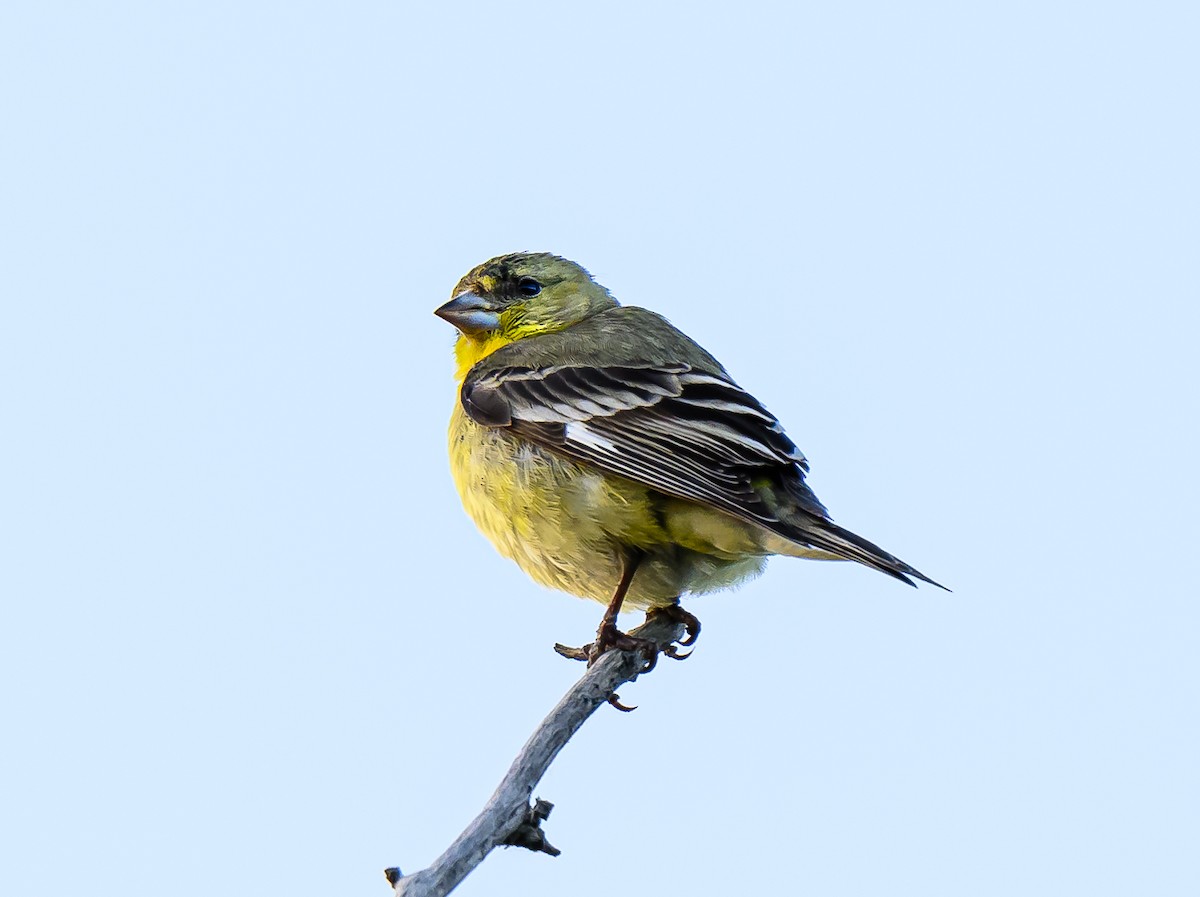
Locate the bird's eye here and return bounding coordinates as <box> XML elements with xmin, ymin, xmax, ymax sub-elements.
<box><xmin>517</xmin><ymin>277</ymin><xmax>542</xmax><ymax>297</ymax></box>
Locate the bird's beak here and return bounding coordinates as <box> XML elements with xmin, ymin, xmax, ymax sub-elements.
<box><xmin>435</xmin><ymin>292</ymin><xmax>501</xmax><ymax>335</ymax></box>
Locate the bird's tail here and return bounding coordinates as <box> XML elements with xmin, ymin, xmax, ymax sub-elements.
<box><xmin>777</xmin><ymin>516</ymin><xmax>948</xmax><ymax>590</ymax></box>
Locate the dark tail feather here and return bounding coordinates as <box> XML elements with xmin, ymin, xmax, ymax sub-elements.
<box><xmin>793</xmin><ymin>518</ymin><xmax>949</xmax><ymax>591</ymax></box>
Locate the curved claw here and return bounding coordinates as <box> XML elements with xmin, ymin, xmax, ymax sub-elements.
<box><xmin>608</xmin><ymin>693</ymin><xmax>638</xmax><ymax>712</ymax></box>
<box><xmin>663</xmin><ymin>644</ymin><xmax>694</xmax><ymax>661</ymax></box>
<box><xmin>676</xmin><ymin>610</ymin><xmax>701</xmax><ymax>647</ymax></box>
<box><xmin>638</xmin><ymin>648</ymin><xmax>658</xmax><ymax>674</ymax></box>
<box><xmin>647</xmin><ymin>604</ymin><xmax>702</xmax><ymax>650</ymax></box>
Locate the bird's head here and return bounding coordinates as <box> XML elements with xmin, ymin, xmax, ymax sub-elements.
<box><xmin>436</xmin><ymin>253</ymin><xmax>617</xmax><ymax>346</ymax></box>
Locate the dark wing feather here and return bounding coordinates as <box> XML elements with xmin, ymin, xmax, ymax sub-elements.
<box><xmin>461</xmin><ymin>362</ymin><xmax>831</xmax><ymax>532</ymax></box>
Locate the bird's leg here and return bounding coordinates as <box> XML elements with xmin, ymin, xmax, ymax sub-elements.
<box><xmin>592</xmin><ymin>549</ymin><xmax>642</xmax><ymax>655</ymax></box>
<box><xmin>646</xmin><ymin>602</ymin><xmax>702</xmax><ymax>659</ymax></box>
<box><xmin>553</xmin><ymin>549</ymin><xmax>659</xmax><ymax>674</ymax></box>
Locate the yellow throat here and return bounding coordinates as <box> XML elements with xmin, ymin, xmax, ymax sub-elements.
<box><xmin>453</xmin><ymin>332</ymin><xmax>514</xmax><ymax>382</ymax></box>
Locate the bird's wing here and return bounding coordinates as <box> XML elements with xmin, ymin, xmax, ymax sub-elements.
<box><xmin>460</xmin><ymin>360</ymin><xmax>831</xmax><ymax>530</ymax></box>
<box><xmin>458</xmin><ymin>307</ymin><xmax>944</xmax><ymax>589</ymax></box>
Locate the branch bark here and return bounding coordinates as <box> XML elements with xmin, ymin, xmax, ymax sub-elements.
<box><xmin>387</xmin><ymin>614</ymin><xmax>686</xmax><ymax>897</ymax></box>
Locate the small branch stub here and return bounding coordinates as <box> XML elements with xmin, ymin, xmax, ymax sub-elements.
<box><xmin>502</xmin><ymin>798</ymin><xmax>560</xmax><ymax>857</ymax></box>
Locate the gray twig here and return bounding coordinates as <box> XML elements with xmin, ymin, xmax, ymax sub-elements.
<box><xmin>388</xmin><ymin>614</ymin><xmax>685</xmax><ymax>897</ymax></box>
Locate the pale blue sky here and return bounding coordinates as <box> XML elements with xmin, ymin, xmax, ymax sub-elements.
<box><xmin>2</xmin><ymin>2</ymin><xmax>1197</xmax><ymax>895</ymax></box>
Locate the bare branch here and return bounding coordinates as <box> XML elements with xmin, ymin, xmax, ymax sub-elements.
<box><xmin>387</xmin><ymin>614</ymin><xmax>686</xmax><ymax>897</ymax></box>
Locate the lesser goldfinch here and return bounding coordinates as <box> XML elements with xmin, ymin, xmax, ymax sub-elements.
<box><xmin>437</xmin><ymin>253</ymin><xmax>943</xmax><ymax>666</ymax></box>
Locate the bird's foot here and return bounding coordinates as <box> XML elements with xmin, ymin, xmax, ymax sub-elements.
<box><xmin>553</xmin><ymin>607</ymin><xmax>701</xmax><ymax>712</ymax></box>
<box><xmin>554</xmin><ymin>623</ymin><xmax>659</xmax><ymax>712</ymax></box>
<box><xmin>554</xmin><ymin>621</ymin><xmax>660</xmax><ymax>672</ymax></box>
<box><xmin>646</xmin><ymin>604</ymin><xmax>701</xmax><ymax>659</ymax></box>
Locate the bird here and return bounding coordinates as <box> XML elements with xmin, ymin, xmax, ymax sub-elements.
<box><xmin>437</xmin><ymin>252</ymin><xmax>943</xmax><ymax>687</ymax></box>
